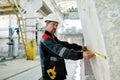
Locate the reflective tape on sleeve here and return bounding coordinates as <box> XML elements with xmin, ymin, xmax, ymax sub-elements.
<box><xmin>59</xmin><ymin>47</ymin><xmax>66</xmax><ymax>57</ymax></box>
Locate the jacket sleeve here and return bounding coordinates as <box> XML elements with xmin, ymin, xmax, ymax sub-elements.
<box><xmin>59</xmin><ymin>40</ymin><xmax>82</xmax><ymax>51</ymax></box>
<box><xmin>42</xmin><ymin>38</ymin><xmax>83</xmax><ymax>60</ymax></box>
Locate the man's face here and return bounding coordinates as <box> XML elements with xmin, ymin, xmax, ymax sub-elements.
<box><xmin>46</xmin><ymin>21</ymin><xmax>58</xmax><ymax>34</ymax></box>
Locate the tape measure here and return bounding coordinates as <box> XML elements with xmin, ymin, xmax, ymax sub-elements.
<box><xmin>85</xmin><ymin>49</ymin><xmax>106</xmax><ymax>59</ymax></box>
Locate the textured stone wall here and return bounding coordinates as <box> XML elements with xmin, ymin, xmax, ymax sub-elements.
<box><xmin>94</xmin><ymin>0</ymin><xmax>120</xmax><ymax>80</ymax></box>
<box><xmin>77</xmin><ymin>0</ymin><xmax>110</xmax><ymax>79</ymax></box>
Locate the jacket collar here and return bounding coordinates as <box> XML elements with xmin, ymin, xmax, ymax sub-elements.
<box><xmin>45</xmin><ymin>30</ymin><xmax>53</xmax><ymax>37</ymax></box>
<box><xmin>45</xmin><ymin>30</ymin><xmax>58</xmax><ymax>41</ymax></box>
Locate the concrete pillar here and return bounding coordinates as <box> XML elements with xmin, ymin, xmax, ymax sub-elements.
<box><xmin>77</xmin><ymin>0</ymin><xmax>110</xmax><ymax>80</ymax></box>
<box><xmin>93</xmin><ymin>0</ymin><xmax>120</xmax><ymax>80</ymax></box>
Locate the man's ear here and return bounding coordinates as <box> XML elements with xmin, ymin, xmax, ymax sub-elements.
<box><xmin>46</xmin><ymin>22</ymin><xmax>48</xmax><ymax>27</ymax></box>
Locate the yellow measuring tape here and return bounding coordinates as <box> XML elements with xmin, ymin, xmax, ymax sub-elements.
<box><xmin>85</xmin><ymin>49</ymin><xmax>106</xmax><ymax>59</ymax></box>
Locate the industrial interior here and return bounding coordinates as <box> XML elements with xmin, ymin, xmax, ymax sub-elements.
<box><xmin>0</xmin><ymin>0</ymin><xmax>120</xmax><ymax>80</ymax></box>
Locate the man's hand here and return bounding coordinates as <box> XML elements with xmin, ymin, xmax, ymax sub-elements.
<box><xmin>82</xmin><ymin>46</ymin><xmax>87</xmax><ymax>51</ymax></box>
<box><xmin>81</xmin><ymin>46</ymin><xmax>95</xmax><ymax>59</ymax></box>
<box><xmin>83</xmin><ymin>51</ymin><xmax>95</xmax><ymax>59</ymax></box>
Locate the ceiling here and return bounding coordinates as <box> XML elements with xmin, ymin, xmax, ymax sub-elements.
<box><xmin>53</xmin><ymin>0</ymin><xmax>79</xmax><ymax>19</ymax></box>
<box><xmin>53</xmin><ymin>0</ymin><xmax>77</xmax><ymax>13</ymax></box>
<box><xmin>0</xmin><ymin>0</ymin><xmax>77</xmax><ymax>13</ymax></box>
<box><xmin>0</xmin><ymin>0</ymin><xmax>78</xmax><ymax>18</ymax></box>
<box><xmin>0</xmin><ymin>0</ymin><xmax>20</xmax><ymax>15</ymax></box>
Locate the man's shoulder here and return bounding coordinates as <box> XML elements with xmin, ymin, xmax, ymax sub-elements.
<box><xmin>42</xmin><ymin>33</ymin><xmax>52</xmax><ymax>40</ymax></box>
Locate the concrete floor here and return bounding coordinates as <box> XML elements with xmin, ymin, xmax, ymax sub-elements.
<box><xmin>0</xmin><ymin>57</ymin><xmax>81</xmax><ymax>80</ymax></box>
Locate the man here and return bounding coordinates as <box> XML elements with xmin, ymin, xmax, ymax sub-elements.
<box><xmin>39</xmin><ymin>13</ymin><xmax>94</xmax><ymax>80</ymax></box>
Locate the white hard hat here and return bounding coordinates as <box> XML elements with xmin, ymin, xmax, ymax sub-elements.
<box><xmin>44</xmin><ymin>13</ymin><xmax>60</xmax><ymax>23</ymax></box>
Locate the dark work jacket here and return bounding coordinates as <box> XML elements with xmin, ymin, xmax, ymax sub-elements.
<box><xmin>39</xmin><ymin>30</ymin><xmax>83</xmax><ymax>80</ymax></box>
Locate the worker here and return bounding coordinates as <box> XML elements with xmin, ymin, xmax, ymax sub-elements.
<box><xmin>39</xmin><ymin>13</ymin><xmax>94</xmax><ymax>80</ymax></box>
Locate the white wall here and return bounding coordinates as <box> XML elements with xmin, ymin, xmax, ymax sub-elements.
<box><xmin>94</xmin><ymin>0</ymin><xmax>120</xmax><ymax>80</ymax></box>
<box><xmin>77</xmin><ymin>0</ymin><xmax>110</xmax><ymax>80</ymax></box>
<box><xmin>77</xmin><ymin>0</ymin><xmax>120</xmax><ymax>80</ymax></box>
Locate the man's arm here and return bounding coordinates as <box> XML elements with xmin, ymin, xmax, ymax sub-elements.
<box><xmin>59</xmin><ymin>41</ymin><xmax>83</xmax><ymax>51</ymax></box>
<box><xmin>42</xmin><ymin>38</ymin><xmax>83</xmax><ymax>60</ymax></box>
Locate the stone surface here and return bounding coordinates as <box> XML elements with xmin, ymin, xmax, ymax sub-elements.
<box><xmin>77</xmin><ymin>0</ymin><xmax>110</xmax><ymax>80</ymax></box>
<box><xmin>94</xmin><ymin>0</ymin><xmax>120</xmax><ymax>80</ymax></box>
